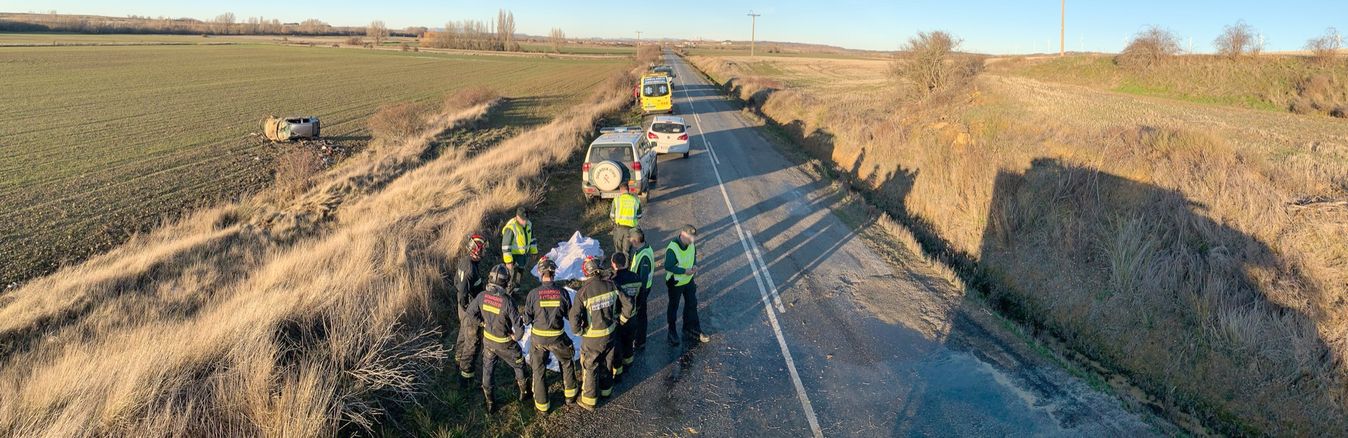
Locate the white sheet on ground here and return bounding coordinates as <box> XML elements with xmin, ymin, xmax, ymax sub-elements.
<box><xmin>519</xmin><ymin>232</ymin><xmax>604</xmax><ymax>371</ymax></box>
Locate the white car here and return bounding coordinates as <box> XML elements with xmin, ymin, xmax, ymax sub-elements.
<box><xmin>645</xmin><ymin>115</ymin><xmax>690</xmax><ymax>158</ymax></box>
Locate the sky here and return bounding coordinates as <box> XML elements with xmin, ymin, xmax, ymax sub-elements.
<box><xmin>7</xmin><ymin>1</ymin><xmax>1346</xmax><ymax>54</ymax></box>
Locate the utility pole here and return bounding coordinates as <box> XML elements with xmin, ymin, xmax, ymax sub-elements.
<box><xmin>747</xmin><ymin>11</ymin><xmax>761</xmax><ymax>56</ymax></box>
<box><xmin>1059</xmin><ymin>0</ymin><xmax>1065</xmax><ymax>56</ymax></box>
<box><xmin>635</xmin><ymin>30</ymin><xmax>642</xmax><ymax>45</ymax></box>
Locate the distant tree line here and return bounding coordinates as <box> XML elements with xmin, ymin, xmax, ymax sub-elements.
<box><xmin>420</xmin><ymin>9</ymin><xmax>520</xmax><ymax>52</ymax></box>
<box><xmin>0</xmin><ymin>12</ymin><xmax>415</xmax><ymax>37</ymax></box>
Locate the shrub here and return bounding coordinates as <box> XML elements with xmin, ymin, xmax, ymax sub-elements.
<box><xmin>1289</xmin><ymin>74</ymin><xmax>1348</xmax><ymax>117</ymax></box>
<box><xmin>890</xmin><ymin>31</ymin><xmax>980</xmax><ymax>96</ymax></box>
<box><xmin>443</xmin><ymin>86</ymin><xmax>500</xmax><ymax>112</ymax></box>
<box><xmin>1215</xmin><ymin>21</ymin><xmax>1261</xmax><ymax>59</ymax></box>
<box><xmin>345</xmin><ymin>36</ymin><xmax>363</xmax><ymax>46</ymax></box>
<box><xmin>1305</xmin><ymin>27</ymin><xmax>1342</xmax><ymax>63</ymax></box>
<box><xmin>1116</xmin><ymin>26</ymin><xmax>1181</xmax><ymax>68</ymax></box>
<box><xmin>368</xmin><ymin>102</ymin><xmax>429</xmax><ymax>141</ymax></box>
<box><xmin>273</xmin><ymin>146</ymin><xmax>324</xmax><ymax>198</ymax></box>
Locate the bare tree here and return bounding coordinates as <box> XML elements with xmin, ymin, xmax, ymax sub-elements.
<box><xmin>1305</xmin><ymin>27</ymin><xmax>1342</xmax><ymax>63</ymax></box>
<box><xmin>496</xmin><ymin>10</ymin><xmax>517</xmax><ymax>51</ymax></box>
<box><xmin>367</xmin><ymin>20</ymin><xmax>389</xmax><ymax>46</ymax></box>
<box><xmin>890</xmin><ymin>31</ymin><xmax>979</xmax><ymax>96</ymax></box>
<box><xmin>549</xmin><ymin>27</ymin><xmax>566</xmax><ymax>53</ymax></box>
<box><xmin>1215</xmin><ymin>20</ymin><xmax>1261</xmax><ymax>59</ymax></box>
<box><xmin>213</xmin><ymin>12</ymin><xmax>235</xmax><ymax>34</ymax></box>
<box><xmin>1116</xmin><ymin>26</ymin><xmax>1181</xmax><ymax>68</ymax></box>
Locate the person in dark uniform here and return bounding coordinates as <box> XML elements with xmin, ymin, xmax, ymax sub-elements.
<box><xmin>463</xmin><ymin>264</ymin><xmax>529</xmax><ymax>413</ymax></box>
<box><xmin>610</xmin><ymin>252</ymin><xmax>643</xmax><ymax>379</ymax></box>
<box><xmin>665</xmin><ymin>224</ymin><xmax>710</xmax><ymax>346</ymax></box>
<box><xmin>627</xmin><ymin>229</ymin><xmax>655</xmax><ymax>353</ymax></box>
<box><xmin>568</xmin><ymin>256</ymin><xmax>633</xmax><ymax>410</ymax></box>
<box><xmin>452</xmin><ymin>234</ymin><xmax>489</xmax><ymax>385</ymax></box>
<box><xmin>523</xmin><ymin>257</ymin><xmax>577</xmax><ymax>413</ymax></box>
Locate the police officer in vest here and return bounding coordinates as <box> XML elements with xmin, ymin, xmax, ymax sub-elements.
<box><xmin>463</xmin><ymin>264</ymin><xmax>530</xmax><ymax>413</ymax></box>
<box><xmin>610</xmin><ymin>252</ymin><xmax>643</xmax><ymax>381</ymax></box>
<box><xmin>609</xmin><ymin>184</ymin><xmax>642</xmax><ymax>256</ymax></box>
<box><xmin>568</xmin><ymin>256</ymin><xmax>633</xmax><ymax>410</ymax></box>
<box><xmin>524</xmin><ymin>258</ymin><xmax>578</xmax><ymax>412</ymax></box>
<box><xmin>627</xmin><ymin>229</ymin><xmax>656</xmax><ymax>354</ymax></box>
<box><xmin>500</xmin><ymin>207</ymin><xmax>538</xmax><ymax>296</ymax></box>
<box><xmin>666</xmin><ymin>224</ymin><xmax>710</xmax><ymax>346</ymax></box>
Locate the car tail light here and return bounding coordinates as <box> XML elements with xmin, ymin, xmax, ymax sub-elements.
<box><xmin>647</xmin><ymin>132</ymin><xmax>658</xmax><ymax>139</ymax></box>
<box><xmin>678</xmin><ymin>134</ymin><xmax>688</xmax><ymax>141</ymax></box>
<box><xmin>628</xmin><ymin>184</ymin><xmax>639</xmax><ymax>193</ymax></box>
<box><xmin>582</xmin><ymin>163</ymin><xmax>591</xmax><ymax>172</ymax></box>
<box><xmin>631</xmin><ymin>161</ymin><xmax>641</xmax><ymax>171</ymax></box>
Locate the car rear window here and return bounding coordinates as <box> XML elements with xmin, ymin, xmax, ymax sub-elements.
<box><xmin>642</xmin><ymin>84</ymin><xmax>670</xmax><ymax>97</ymax></box>
<box><xmin>587</xmin><ymin>144</ymin><xmax>634</xmax><ymax>163</ymax></box>
<box><xmin>652</xmin><ymin>123</ymin><xmax>684</xmax><ymax>134</ymax></box>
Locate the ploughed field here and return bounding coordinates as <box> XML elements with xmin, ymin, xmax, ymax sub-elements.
<box><xmin>0</xmin><ymin>42</ymin><xmax>625</xmax><ymax>285</ymax></box>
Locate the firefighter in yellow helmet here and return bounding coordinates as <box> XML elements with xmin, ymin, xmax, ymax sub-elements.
<box><xmin>500</xmin><ymin>207</ymin><xmax>538</xmax><ymax>296</ymax></box>
<box><xmin>609</xmin><ymin>184</ymin><xmax>643</xmax><ymax>256</ymax></box>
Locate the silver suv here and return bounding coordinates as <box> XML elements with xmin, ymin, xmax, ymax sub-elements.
<box><xmin>582</xmin><ymin>127</ymin><xmax>658</xmax><ymax>202</ymax></box>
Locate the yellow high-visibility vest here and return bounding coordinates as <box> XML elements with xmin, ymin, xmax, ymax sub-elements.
<box><xmin>611</xmin><ymin>193</ymin><xmax>640</xmax><ymax>227</ymax></box>
<box><xmin>500</xmin><ymin>218</ymin><xmax>535</xmax><ymax>264</ymax></box>
<box><xmin>665</xmin><ymin>241</ymin><xmax>696</xmax><ymax>286</ymax></box>
<box><xmin>631</xmin><ymin>245</ymin><xmax>655</xmax><ymax>289</ymax></box>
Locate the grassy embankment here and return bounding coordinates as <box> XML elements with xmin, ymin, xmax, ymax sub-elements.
<box><xmin>0</xmin><ymin>45</ymin><xmax>651</xmax><ymax>436</ymax></box>
<box><xmin>687</xmin><ymin>53</ymin><xmax>1348</xmax><ymax>435</ymax></box>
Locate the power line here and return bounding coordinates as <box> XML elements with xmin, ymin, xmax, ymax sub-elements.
<box><xmin>747</xmin><ymin>11</ymin><xmax>761</xmax><ymax>56</ymax></box>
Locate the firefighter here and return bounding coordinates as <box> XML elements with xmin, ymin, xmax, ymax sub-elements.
<box><xmin>452</xmin><ymin>234</ymin><xmax>489</xmax><ymax>385</ymax></box>
<box><xmin>500</xmin><ymin>207</ymin><xmax>538</xmax><ymax>296</ymax></box>
<box><xmin>463</xmin><ymin>264</ymin><xmax>529</xmax><ymax>413</ymax></box>
<box><xmin>611</xmin><ymin>251</ymin><xmax>644</xmax><ymax>378</ymax></box>
<box><xmin>627</xmin><ymin>229</ymin><xmax>655</xmax><ymax>354</ymax></box>
<box><xmin>524</xmin><ymin>258</ymin><xmax>578</xmax><ymax>413</ymax></box>
<box><xmin>666</xmin><ymin>224</ymin><xmax>710</xmax><ymax>346</ymax></box>
<box><xmin>568</xmin><ymin>256</ymin><xmax>633</xmax><ymax>410</ymax></box>
<box><xmin>609</xmin><ymin>186</ymin><xmax>642</xmax><ymax>256</ymax></box>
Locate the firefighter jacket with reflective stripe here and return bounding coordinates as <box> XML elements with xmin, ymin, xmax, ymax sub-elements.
<box><xmin>609</xmin><ymin>193</ymin><xmax>642</xmax><ymax>227</ymax></box>
<box><xmin>613</xmin><ymin>269</ymin><xmax>643</xmax><ymax>303</ymax></box>
<box><xmin>452</xmin><ymin>256</ymin><xmax>482</xmax><ymax>313</ymax></box>
<box><xmin>500</xmin><ymin>218</ymin><xmax>537</xmax><ymax>264</ymax></box>
<box><xmin>568</xmin><ymin>275</ymin><xmax>633</xmax><ymax>338</ymax></box>
<box><xmin>465</xmin><ymin>284</ymin><xmax>522</xmax><ymax>344</ymax></box>
<box><xmin>524</xmin><ymin>281</ymin><xmax>572</xmax><ymax>338</ymax></box>
<box><xmin>664</xmin><ymin>241</ymin><xmax>696</xmax><ymax>286</ymax></box>
<box><xmin>630</xmin><ymin>245</ymin><xmax>655</xmax><ymax>289</ymax></box>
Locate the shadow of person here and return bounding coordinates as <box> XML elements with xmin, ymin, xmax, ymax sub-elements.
<box><xmin>976</xmin><ymin>157</ymin><xmax>1342</xmax><ymax>433</ymax></box>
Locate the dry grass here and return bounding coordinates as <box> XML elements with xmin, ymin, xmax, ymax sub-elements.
<box><xmin>688</xmin><ymin>51</ymin><xmax>1348</xmax><ymax>434</ymax></box>
<box><xmin>0</xmin><ymin>66</ymin><xmax>636</xmax><ymax>436</ymax></box>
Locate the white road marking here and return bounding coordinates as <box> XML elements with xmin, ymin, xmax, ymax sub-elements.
<box><xmin>671</xmin><ymin>55</ymin><xmax>824</xmax><ymax>438</ymax></box>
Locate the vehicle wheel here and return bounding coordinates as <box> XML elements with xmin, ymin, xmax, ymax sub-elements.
<box><xmin>589</xmin><ymin>160</ymin><xmax>628</xmax><ymax>192</ymax></box>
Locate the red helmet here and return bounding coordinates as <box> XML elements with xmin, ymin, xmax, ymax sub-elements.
<box><xmin>581</xmin><ymin>256</ymin><xmax>602</xmax><ymax>278</ymax></box>
<box><xmin>466</xmin><ymin>233</ymin><xmax>487</xmax><ymax>259</ymax></box>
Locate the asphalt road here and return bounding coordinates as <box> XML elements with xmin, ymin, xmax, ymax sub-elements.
<box><xmin>544</xmin><ymin>52</ymin><xmax>1157</xmax><ymax>437</ymax></box>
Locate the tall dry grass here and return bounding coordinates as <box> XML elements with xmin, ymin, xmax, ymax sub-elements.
<box><xmin>689</xmin><ymin>54</ymin><xmax>1348</xmax><ymax>434</ymax></box>
<box><xmin>0</xmin><ymin>73</ymin><xmax>635</xmax><ymax>436</ymax></box>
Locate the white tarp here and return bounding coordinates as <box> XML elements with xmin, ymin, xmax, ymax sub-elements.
<box><xmin>519</xmin><ymin>232</ymin><xmax>604</xmax><ymax>370</ymax></box>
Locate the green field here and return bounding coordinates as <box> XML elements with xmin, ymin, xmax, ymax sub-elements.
<box><xmin>0</xmin><ymin>42</ymin><xmax>626</xmax><ymax>284</ymax></box>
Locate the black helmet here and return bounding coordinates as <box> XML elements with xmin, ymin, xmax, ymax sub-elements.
<box><xmin>536</xmin><ymin>257</ymin><xmax>558</xmax><ymax>276</ymax></box>
<box><xmin>581</xmin><ymin>256</ymin><xmax>602</xmax><ymax>278</ymax></box>
<box><xmin>488</xmin><ymin>264</ymin><xmax>511</xmax><ymax>287</ymax></box>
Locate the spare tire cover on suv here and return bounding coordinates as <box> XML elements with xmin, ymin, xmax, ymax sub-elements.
<box><xmin>590</xmin><ymin>160</ymin><xmax>628</xmax><ymax>191</ymax></box>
